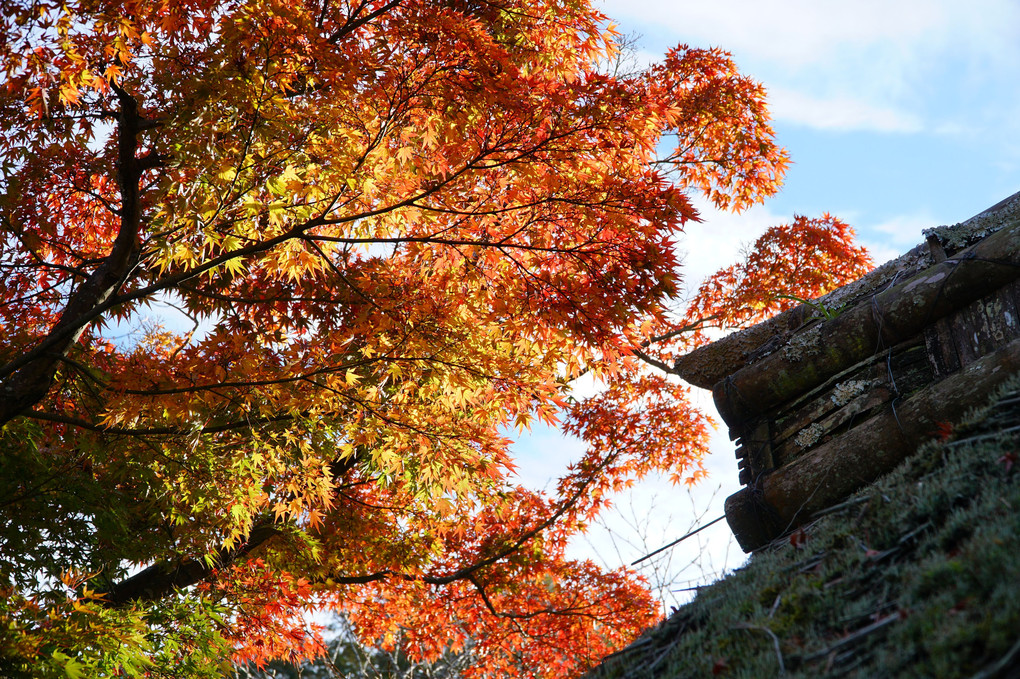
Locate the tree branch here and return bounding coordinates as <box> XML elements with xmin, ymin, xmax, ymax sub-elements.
<box><xmin>101</xmin><ymin>523</ymin><xmax>282</xmax><ymax>606</ymax></box>
<box><xmin>101</xmin><ymin>454</ymin><xmax>365</xmax><ymax>606</ymax></box>
<box><xmin>0</xmin><ymin>84</ymin><xmax>148</xmax><ymax>425</ymax></box>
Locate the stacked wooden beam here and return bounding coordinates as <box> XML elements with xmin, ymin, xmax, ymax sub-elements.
<box><xmin>674</xmin><ymin>191</ymin><xmax>1020</xmax><ymax>551</ymax></box>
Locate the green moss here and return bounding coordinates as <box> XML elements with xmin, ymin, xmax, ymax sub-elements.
<box><xmin>589</xmin><ymin>375</ymin><xmax>1020</xmax><ymax>679</ymax></box>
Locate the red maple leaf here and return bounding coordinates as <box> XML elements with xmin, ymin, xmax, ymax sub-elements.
<box><xmin>934</xmin><ymin>421</ymin><xmax>954</xmax><ymax>442</ymax></box>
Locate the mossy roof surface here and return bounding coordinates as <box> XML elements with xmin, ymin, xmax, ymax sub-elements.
<box><xmin>588</xmin><ymin>378</ymin><xmax>1020</xmax><ymax>679</ymax></box>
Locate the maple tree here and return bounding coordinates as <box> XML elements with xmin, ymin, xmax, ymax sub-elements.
<box><xmin>0</xmin><ymin>0</ymin><xmax>872</xmax><ymax>676</ymax></box>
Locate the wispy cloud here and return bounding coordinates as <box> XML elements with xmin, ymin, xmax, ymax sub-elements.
<box><xmin>859</xmin><ymin>213</ymin><xmax>937</xmax><ymax>265</ymax></box>
<box><xmin>601</xmin><ymin>0</ymin><xmax>1018</xmax><ymax>68</ymax></box>
<box><xmin>599</xmin><ymin>0</ymin><xmax>1020</xmax><ymax>135</ymax></box>
<box><xmin>676</xmin><ymin>201</ymin><xmax>788</xmax><ymax>293</ymax></box>
<box><xmin>610</xmin><ymin>0</ymin><xmax>942</xmax><ymax>66</ymax></box>
<box><xmin>768</xmin><ymin>87</ymin><xmax>923</xmax><ymax>133</ymax></box>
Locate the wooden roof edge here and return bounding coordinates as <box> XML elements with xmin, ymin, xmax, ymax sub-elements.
<box><xmin>671</xmin><ymin>305</ymin><xmax>813</xmax><ymax>389</ymax></box>
<box><xmin>672</xmin><ymin>190</ymin><xmax>1020</xmax><ymax>390</ymax></box>
<box><xmin>712</xmin><ymin>204</ymin><xmax>1020</xmax><ymax>428</ymax></box>
<box><xmin>672</xmin><ymin>241</ymin><xmax>934</xmax><ymax>389</ymax></box>
<box><xmin>924</xmin><ymin>188</ymin><xmax>1020</xmax><ymax>251</ymax></box>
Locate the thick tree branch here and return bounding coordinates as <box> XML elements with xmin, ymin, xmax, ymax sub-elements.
<box><xmin>326</xmin><ymin>0</ymin><xmax>403</xmax><ymax>44</ymax></box>
<box><xmin>0</xmin><ymin>86</ymin><xmax>147</xmax><ymax>425</ymax></box>
<box><xmin>96</xmin><ymin>444</ymin><xmax>614</xmax><ymax>608</ymax></box>
<box><xmin>101</xmin><ymin>523</ymin><xmax>282</xmax><ymax>606</ymax></box>
<box><xmin>100</xmin><ymin>454</ymin><xmax>364</xmax><ymax>606</ymax></box>
<box><xmin>632</xmin><ymin>348</ymin><xmax>672</xmax><ymax>373</ymax></box>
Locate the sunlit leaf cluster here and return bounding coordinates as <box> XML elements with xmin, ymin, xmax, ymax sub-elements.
<box><xmin>0</xmin><ymin>0</ymin><xmax>867</xmax><ymax>676</ymax></box>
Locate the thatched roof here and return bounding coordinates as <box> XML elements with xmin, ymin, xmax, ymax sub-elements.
<box><xmin>587</xmin><ymin>376</ymin><xmax>1020</xmax><ymax>678</ymax></box>
<box><xmin>584</xmin><ymin>192</ymin><xmax>1020</xmax><ymax>678</ymax></box>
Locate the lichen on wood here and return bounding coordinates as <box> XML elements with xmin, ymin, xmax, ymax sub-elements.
<box><xmin>727</xmin><ymin>335</ymin><xmax>1020</xmax><ymax>551</ymax></box>
<box><xmin>713</xmin><ymin>216</ymin><xmax>1020</xmax><ymax>429</ymax></box>
<box><xmin>830</xmin><ymin>379</ymin><xmax>869</xmax><ymax>406</ymax></box>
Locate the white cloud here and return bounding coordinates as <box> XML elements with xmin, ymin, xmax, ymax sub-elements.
<box><xmin>605</xmin><ymin>0</ymin><xmax>941</xmax><ymax>66</ymax></box>
<box><xmin>600</xmin><ymin>0</ymin><xmax>1017</xmax><ymax>67</ymax></box>
<box><xmin>677</xmin><ymin>200</ymin><xmax>788</xmax><ymax>294</ymax></box>
<box><xmin>932</xmin><ymin>121</ymin><xmax>972</xmax><ymax>137</ymax></box>
<box><xmin>860</xmin><ymin>212</ymin><xmax>936</xmax><ymax>265</ymax></box>
<box><xmin>768</xmin><ymin>87</ymin><xmax>922</xmax><ymax>133</ymax></box>
<box><xmin>598</xmin><ymin>0</ymin><xmax>1020</xmax><ymax>135</ymax></box>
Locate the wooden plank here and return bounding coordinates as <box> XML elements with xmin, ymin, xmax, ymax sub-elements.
<box><xmin>724</xmin><ymin>335</ymin><xmax>1020</xmax><ymax>552</ymax></box>
<box><xmin>740</xmin><ymin>420</ymin><xmax>773</xmax><ymax>484</ymax></box>
<box><xmin>724</xmin><ymin>487</ymin><xmax>785</xmax><ymax>554</ymax></box>
<box><xmin>887</xmin><ymin>343</ymin><xmax>935</xmax><ymax>397</ymax></box>
<box><xmin>1007</xmin><ymin>278</ymin><xmax>1020</xmax><ymax>318</ymax></box>
<box><xmin>924</xmin><ymin>319</ymin><xmax>960</xmax><ymax>379</ymax></box>
<box><xmin>770</xmin><ymin>337</ymin><xmax>927</xmax><ymax>455</ymax></box>
<box><xmin>948</xmin><ymin>287</ymin><xmax>1020</xmax><ymax>367</ymax></box>
<box><xmin>771</xmin><ymin>358</ymin><xmax>885</xmax><ymax>449</ymax></box>
<box><xmin>712</xmin><ymin>219</ymin><xmax>1020</xmax><ymax>429</ymax></box>
<box><xmin>772</xmin><ymin>385</ymin><xmax>893</xmax><ymax>468</ymax></box>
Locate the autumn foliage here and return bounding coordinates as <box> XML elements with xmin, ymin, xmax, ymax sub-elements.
<box><xmin>0</xmin><ymin>0</ymin><xmax>870</xmax><ymax>676</ymax></box>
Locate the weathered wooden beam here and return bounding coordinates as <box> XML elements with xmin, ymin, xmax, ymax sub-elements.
<box><xmin>676</xmin><ymin>191</ymin><xmax>1020</xmax><ymax>392</ymax></box>
<box><xmin>672</xmin><ymin>305</ymin><xmax>813</xmax><ymax>390</ymax></box>
<box><xmin>673</xmin><ymin>241</ymin><xmax>948</xmax><ymax>390</ymax></box>
<box><xmin>713</xmin><ymin>218</ymin><xmax>1020</xmax><ymax>429</ymax></box>
<box><xmin>725</xmin><ymin>335</ymin><xmax>1020</xmax><ymax>552</ymax></box>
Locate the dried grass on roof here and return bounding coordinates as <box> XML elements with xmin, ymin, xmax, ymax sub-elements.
<box><xmin>589</xmin><ymin>376</ymin><xmax>1020</xmax><ymax>679</ymax></box>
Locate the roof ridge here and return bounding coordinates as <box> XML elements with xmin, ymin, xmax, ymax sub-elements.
<box><xmin>672</xmin><ymin>190</ymin><xmax>1020</xmax><ymax>390</ymax></box>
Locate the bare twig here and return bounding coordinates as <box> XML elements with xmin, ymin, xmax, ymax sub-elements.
<box><xmin>734</xmin><ymin>623</ymin><xmax>786</xmax><ymax>675</ymax></box>
<box><xmin>969</xmin><ymin>637</ymin><xmax>1020</xmax><ymax>679</ymax></box>
<box><xmin>801</xmin><ymin>614</ymin><xmax>898</xmax><ymax>663</ymax></box>
<box><xmin>631</xmin><ymin>515</ymin><xmax>726</xmax><ymax>565</ymax></box>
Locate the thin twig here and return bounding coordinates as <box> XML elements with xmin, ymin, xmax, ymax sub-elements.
<box><xmin>801</xmin><ymin>614</ymin><xmax>898</xmax><ymax>663</ymax></box>
<box><xmin>768</xmin><ymin>594</ymin><xmax>782</xmax><ymax>619</ymax></box>
<box><xmin>809</xmin><ymin>495</ymin><xmax>871</xmax><ymax>519</ymax></box>
<box><xmin>631</xmin><ymin>515</ymin><xmax>726</xmax><ymax>565</ymax></box>
<box><xmin>968</xmin><ymin>636</ymin><xmax>1020</xmax><ymax>679</ymax></box>
<box><xmin>945</xmin><ymin>424</ymin><xmax>1020</xmax><ymax>447</ymax></box>
<box><xmin>734</xmin><ymin>623</ymin><xmax>786</xmax><ymax>675</ymax></box>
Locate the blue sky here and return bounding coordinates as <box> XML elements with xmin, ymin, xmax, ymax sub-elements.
<box><xmin>601</xmin><ymin>0</ymin><xmax>1020</xmax><ymax>264</ymax></box>
<box><xmin>515</xmin><ymin>0</ymin><xmax>1020</xmax><ymax>609</ymax></box>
